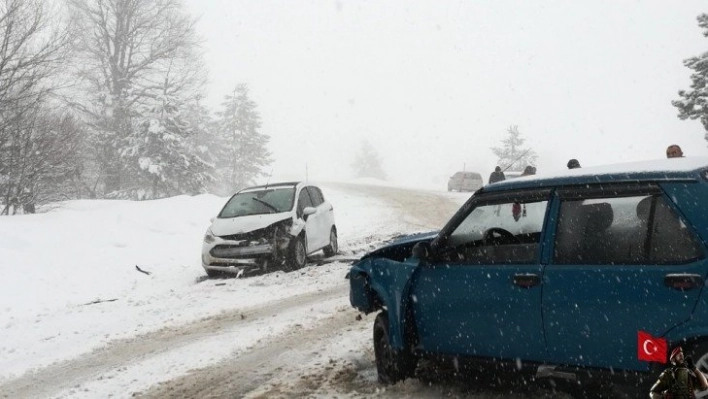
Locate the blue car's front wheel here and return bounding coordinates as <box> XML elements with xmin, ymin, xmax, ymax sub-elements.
<box><xmin>373</xmin><ymin>311</ymin><xmax>417</xmax><ymax>384</ymax></box>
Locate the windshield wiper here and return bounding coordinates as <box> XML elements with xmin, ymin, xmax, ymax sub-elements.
<box><xmin>252</xmin><ymin>197</ymin><xmax>278</xmax><ymax>213</ymax></box>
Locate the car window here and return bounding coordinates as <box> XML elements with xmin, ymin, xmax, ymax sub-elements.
<box><xmin>553</xmin><ymin>195</ymin><xmax>703</xmax><ymax>265</ymax></box>
<box><xmin>306</xmin><ymin>186</ymin><xmax>324</xmax><ymax>206</ymax></box>
<box><xmin>444</xmin><ymin>199</ymin><xmax>549</xmax><ymax>264</ymax></box>
<box><xmin>297</xmin><ymin>188</ymin><xmax>314</xmax><ymax>215</ymax></box>
<box><xmin>219</xmin><ymin>187</ymin><xmax>295</xmax><ymax>218</ymax></box>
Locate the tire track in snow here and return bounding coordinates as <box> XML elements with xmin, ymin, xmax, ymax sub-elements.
<box><xmin>0</xmin><ymin>284</ymin><xmax>347</xmax><ymax>399</ymax></box>
<box><xmin>134</xmin><ymin>306</ymin><xmax>364</xmax><ymax>398</ymax></box>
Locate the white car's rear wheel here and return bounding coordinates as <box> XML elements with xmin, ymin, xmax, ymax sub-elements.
<box><xmin>323</xmin><ymin>228</ymin><xmax>338</xmax><ymax>257</ymax></box>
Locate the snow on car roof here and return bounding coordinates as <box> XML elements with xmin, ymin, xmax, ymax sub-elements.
<box><xmin>484</xmin><ymin>156</ymin><xmax>708</xmax><ymax>192</ymax></box>
<box><xmin>240</xmin><ymin>182</ymin><xmax>301</xmax><ymax>192</ymax></box>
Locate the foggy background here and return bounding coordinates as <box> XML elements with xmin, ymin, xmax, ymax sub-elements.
<box><xmin>185</xmin><ymin>0</ymin><xmax>708</xmax><ymax>187</ymax></box>
<box><xmin>2</xmin><ymin>0</ymin><xmax>708</xmax><ymax>213</ymax></box>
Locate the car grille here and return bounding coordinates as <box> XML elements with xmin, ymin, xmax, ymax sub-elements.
<box><xmin>210</xmin><ymin>244</ymin><xmax>272</xmax><ymax>258</ymax></box>
<box><xmin>220</xmin><ymin>230</ymin><xmax>266</xmax><ymax>241</ymax></box>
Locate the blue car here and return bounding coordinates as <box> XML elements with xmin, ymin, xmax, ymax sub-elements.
<box><xmin>349</xmin><ymin>157</ymin><xmax>708</xmax><ymax>393</ymax></box>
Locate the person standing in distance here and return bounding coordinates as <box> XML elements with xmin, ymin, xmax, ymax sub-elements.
<box><xmin>667</xmin><ymin>144</ymin><xmax>684</xmax><ymax>158</ymax></box>
<box><xmin>521</xmin><ymin>165</ymin><xmax>536</xmax><ymax>176</ymax></box>
<box><xmin>489</xmin><ymin>166</ymin><xmax>506</xmax><ymax>184</ymax></box>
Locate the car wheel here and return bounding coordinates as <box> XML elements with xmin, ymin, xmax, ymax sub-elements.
<box><xmin>373</xmin><ymin>311</ymin><xmax>417</xmax><ymax>384</ymax></box>
<box><xmin>323</xmin><ymin>228</ymin><xmax>338</xmax><ymax>257</ymax></box>
<box><xmin>286</xmin><ymin>235</ymin><xmax>307</xmax><ymax>271</ymax></box>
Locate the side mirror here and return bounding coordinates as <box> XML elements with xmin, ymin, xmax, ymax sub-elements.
<box><xmin>210</xmin><ymin>216</ymin><xmax>216</xmax><ymax>223</ymax></box>
<box><xmin>302</xmin><ymin>206</ymin><xmax>316</xmax><ymax>221</ymax></box>
<box><xmin>411</xmin><ymin>241</ymin><xmax>432</xmax><ymax>260</ymax></box>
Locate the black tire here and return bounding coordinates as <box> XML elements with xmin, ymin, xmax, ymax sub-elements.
<box><xmin>286</xmin><ymin>235</ymin><xmax>307</xmax><ymax>271</ymax></box>
<box><xmin>373</xmin><ymin>311</ymin><xmax>417</xmax><ymax>384</ymax></box>
<box><xmin>323</xmin><ymin>228</ymin><xmax>338</xmax><ymax>257</ymax></box>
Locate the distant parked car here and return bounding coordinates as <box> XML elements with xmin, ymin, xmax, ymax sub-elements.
<box><xmin>447</xmin><ymin>171</ymin><xmax>483</xmax><ymax>192</ymax></box>
<box><xmin>349</xmin><ymin>157</ymin><xmax>708</xmax><ymax>395</ymax></box>
<box><xmin>202</xmin><ymin>182</ymin><xmax>337</xmax><ymax>277</ymax></box>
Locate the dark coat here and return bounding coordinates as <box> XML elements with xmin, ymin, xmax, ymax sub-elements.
<box><xmin>489</xmin><ymin>171</ymin><xmax>506</xmax><ymax>184</ymax></box>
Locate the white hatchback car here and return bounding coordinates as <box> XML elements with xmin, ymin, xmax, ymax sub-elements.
<box><xmin>202</xmin><ymin>182</ymin><xmax>337</xmax><ymax>277</ymax></box>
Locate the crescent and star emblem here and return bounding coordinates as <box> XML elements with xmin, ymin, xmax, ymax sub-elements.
<box><xmin>643</xmin><ymin>340</ymin><xmax>657</xmax><ymax>355</ymax></box>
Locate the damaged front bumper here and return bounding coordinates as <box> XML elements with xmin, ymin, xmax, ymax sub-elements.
<box><xmin>202</xmin><ymin>219</ymin><xmax>300</xmax><ymax>276</ymax></box>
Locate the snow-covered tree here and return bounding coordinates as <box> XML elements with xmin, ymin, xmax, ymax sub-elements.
<box><xmin>67</xmin><ymin>0</ymin><xmax>201</xmax><ymax>195</ymax></box>
<box><xmin>121</xmin><ymin>92</ymin><xmax>214</xmax><ymax>199</ymax></box>
<box><xmin>0</xmin><ymin>0</ymin><xmax>75</xmax><ymax>214</ymax></box>
<box><xmin>1</xmin><ymin>110</ymin><xmax>84</xmax><ymax>215</ymax></box>
<box><xmin>211</xmin><ymin>84</ymin><xmax>272</xmax><ymax>194</ymax></box>
<box><xmin>0</xmin><ymin>0</ymin><xmax>71</xmax><ymax>128</ymax></box>
<box><xmin>673</xmin><ymin>14</ymin><xmax>708</xmax><ymax>140</ymax></box>
<box><xmin>490</xmin><ymin>126</ymin><xmax>538</xmax><ymax>172</ymax></box>
<box><xmin>351</xmin><ymin>139</ymin><xmax>387</xmax><ymax>180</ymax></box>
<box><xmin>113</xmin><ymin>39</ymin><xmax>213</xmax><ymax>199</ymax></box>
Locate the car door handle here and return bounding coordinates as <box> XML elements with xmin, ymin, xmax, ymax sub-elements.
<box><xmin>513</xmin><ymin>273</ymin><xmax>541</xmax><ymax>288</ymax></box>
<box><xmin>664</xmin><ymin>274</ymin><xmax>704</xmax><ymax>291</ymax></box>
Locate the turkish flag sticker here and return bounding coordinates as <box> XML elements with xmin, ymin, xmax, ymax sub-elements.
<box><xmin>638</xmin><ymin>331</ymin><xmax>667</xmax><ymax>363</ymax></box>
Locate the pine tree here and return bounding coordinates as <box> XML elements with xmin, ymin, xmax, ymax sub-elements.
<box><xmin>67</xmin><ymin>0</ymin><xmax>201</xmax><ymax>194</ymax></box>
<box><xmin>490</xmin><ymin>126</ymin><xmax>538</xmax><ymax>172</ymax></box>
<box><xmin>212</xmin><ymin>84</ymin><xmax>272</xmax><ymax>194</ymax></box>
<box><xmin>121</xmin><ymin>91</ymin><xmax>214</xmax><ymax>199</ymax></box>
<box><xmin>351</xmin><ymin>139</ymin><xmax>387</xmax><ymax>180</ymax></box>
<box><xmin>673</xmin><ymin>14</ymin><xmax>708</xmax><ymax>139</ymax></box>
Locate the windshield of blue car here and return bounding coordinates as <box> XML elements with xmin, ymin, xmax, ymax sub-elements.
<box><xmin>219</xmin><ymin>187</ymin><xmax>295</xmax><ymax>218</ymax></box>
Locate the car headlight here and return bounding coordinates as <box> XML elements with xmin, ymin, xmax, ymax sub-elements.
<box><xmin>273</xmin><ymin>218</ymin><xmax>293</xmax><ymax>232</ymax></box>
<box><xmin>204</xmin><ymin>228</ymin><xmax>216</xmax><ymax>244</ymax></box>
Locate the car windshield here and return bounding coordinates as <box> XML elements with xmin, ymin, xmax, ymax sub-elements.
<box><xmin>219</xmin><ymin>187</ymin><xmax>295</xmax><ymax>218</ymax></box>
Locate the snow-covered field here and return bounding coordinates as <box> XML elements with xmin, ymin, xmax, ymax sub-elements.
<box><xmin>0</xmin><ymin>181</ymin><xmax>471</xmax><ymax>397</ymax></box>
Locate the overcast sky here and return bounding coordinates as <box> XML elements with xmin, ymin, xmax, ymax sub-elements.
<box><xmin>185</xmin><ymin>0</ymin><xmax>708</xmax><ymax>187</ymax></box>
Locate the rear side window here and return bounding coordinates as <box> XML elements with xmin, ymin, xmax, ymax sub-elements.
<box><xmin>297</xmin><ymin>188</ymin><xmax>314</xmax><ymax>215</ymax></box>
<box><xmin>553</xmin><ymin>195</ymin><xmax>703</xmax><ymax>265</ymax></box>
<box><xmin>306</xmin><ymin>186</ymin><xmax>324</xmax><ymax>206</ymax></box>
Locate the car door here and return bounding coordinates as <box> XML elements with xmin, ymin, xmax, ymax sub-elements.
<box><xmin>410</xmin><ymin>190</ymin><xmax>551</xmax><ymax>361</ymax></box>
<box><xmin>542</xmin><ymin>184</ymin><xmax>707</xmax><ymax>371</ymax></box>
<box><xmin>296</xmin><ymin>187</ymin><xmax>321</xmax><ymax>252</ymax></box>
<box><xmin>305</xmin><ymin>186</ymin><xmax>330</xmax><ymax>250</ymax></box>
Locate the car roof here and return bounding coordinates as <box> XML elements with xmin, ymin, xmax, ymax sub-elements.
<box><xmin>239</xmin><ymin>181</ymin><xmax>302</xmax><ymax>192</ymax></box>
<box><xmin>482</xmin><ymin>157</ymin><xmax>708</xmax><ymax>193</ymax></box>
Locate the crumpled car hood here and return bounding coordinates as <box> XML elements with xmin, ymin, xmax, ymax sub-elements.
<box><xmin>210</xmin><ymin>213</ymin><xmax>291</xmax><ymax>236</ymax></box>
<box><xmin>362</xmin><ymin>230</ymin><xmax>439</xmax><ymax>260</ymax></box>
